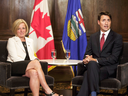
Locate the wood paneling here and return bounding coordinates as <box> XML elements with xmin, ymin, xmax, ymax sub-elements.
<box><xmin>0</xmin><ymin>0</ymin><xmax>11</xmax><ymax>38</ymax></box>
<box><xmin>0</xmin><ymin>0</ymin><xmax>10</xmax><ymax>30</ymax></box>
<box><xmin>0</xmin><ymin>0</ymin><xmax>128</xmax><ymax>59</ymax></box>
<box><xmin>10</xmin><ymin>0</ymin><xmax>34</xmax><ymax>26</ymax></box>
<box><xmin>0</xmin><ymin>0</ymin><xmax>35</xmax><ymax>39</ymax></box>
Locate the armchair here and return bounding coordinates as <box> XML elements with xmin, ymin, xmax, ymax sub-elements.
<box><xmin>72</xmin><ymin>42</ymin><xmax>128</xmax><ymax>96</ymax></box>
<box><xmin>0</xmin><ymin>40</ymin><xmax>54</xmax><ymax>96</ymax></box>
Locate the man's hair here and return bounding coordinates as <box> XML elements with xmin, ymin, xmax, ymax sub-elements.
<box><xmin>98</xmin><ymin>11</ymin><xmax>112</xmax><ymax>21</ymax></box>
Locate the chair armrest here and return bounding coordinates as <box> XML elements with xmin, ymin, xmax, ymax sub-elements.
<box><xmin>40</xmin><ymin>61</ymin><xmax>48</xmax><ymax>75</ymax></box>
<box><xmin>77</xmin><ymin>62</ymin><xmax>87</xmax><ymax>76</ymax></box>
<box><xmin>117</xmin><ymin>62</ymin><xmax>128</xmax><ymax>87</ymax></box>
<box><xmin>0</xmin><ymin>62</ymin><xmax>11</xmax><ymax>85</ymax></box>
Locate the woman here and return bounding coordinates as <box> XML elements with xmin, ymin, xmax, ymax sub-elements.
<box><xmin>7</xmin><ymin>19</ymin><xmax>59</xmax><ymax>96</ymax></box>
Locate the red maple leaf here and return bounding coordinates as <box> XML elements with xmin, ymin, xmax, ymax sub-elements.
<box><xmin>31</xmin><ymin>8</ymin><xmax>52</xmax><ymax>40</ymax></box>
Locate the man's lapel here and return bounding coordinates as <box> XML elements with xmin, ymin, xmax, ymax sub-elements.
<box><xmin>95</xmin><ymin>31</ymin><xmax>101</xmax><ymax>54</ymax></box>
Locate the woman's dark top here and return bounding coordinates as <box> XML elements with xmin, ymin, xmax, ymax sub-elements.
<box><xmin>22</xmin><ymin>42</ymin><xmax>30</xmax><ymax>60</ymax></box>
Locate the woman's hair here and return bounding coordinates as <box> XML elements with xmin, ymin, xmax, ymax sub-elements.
<box><xmin>12</xmin><ymin>19</ymin><xmax>29</xmax><ymax>35</ymax></box>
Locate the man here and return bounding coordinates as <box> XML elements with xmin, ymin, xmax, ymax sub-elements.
<box><xmin>77</xmin><ymin>11</ymin><xmax>123</xmax><ymax>96</ymax></box>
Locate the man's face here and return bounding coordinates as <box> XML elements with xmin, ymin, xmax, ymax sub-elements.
<box><xmin>98</xmin><ymin>15</ymin><xmax>111</xmax><ymax>32</ymax></box>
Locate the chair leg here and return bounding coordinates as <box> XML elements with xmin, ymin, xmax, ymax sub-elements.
<box><xmin>126</xmin><ymin>86</ymin><xmax>128</xmax><ymax>95</ymax></box>
<box><xmin>10</xmin><ymin>89</ymin><xmax>15</xmax><ymax>96</ymax></box>
<box><xmin>72</xmin><ymin>86</ymin><xmax>77</xmax><ymax>96</ymax></box>
<box><xmin>24</xmin><ymin>88</ymin><xmax>28</xmax><ymax>96</ymax></box>
<box><xmin>113</xmin><ymin>90</ymin><xmax>118</xmax><ymax>96</ymax></box>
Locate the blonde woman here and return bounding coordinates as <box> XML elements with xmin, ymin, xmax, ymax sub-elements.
<box><xmin>7</xmin><ymin>19</ymin><xmax>59</xmax><ymax>96</ymax></box>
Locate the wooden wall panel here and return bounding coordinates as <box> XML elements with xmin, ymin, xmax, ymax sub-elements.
<box><xmin>10</xmin><ymin>0</ymin><xmax>34</xmax><ymax>26</ymax></box>
<box><xmin>0</xmin><ymin>0</ymin><xmax>35</xmax><ymax>40</ymax></box>
<box><xmin>0</xmin><ymin>0</ymin><xmax>11</xmax><ymax>39</ymax></box>
<box><xmin>53</xmin><ymin>0</ymin><xmax>68</xmax><ymax>59</ymax></box>
<box><xmin>0</xmin><ymin>0</ymin><xmax>10</xmax><ymax>30</ymax></box>
<box><xmin>54</xmin><ymin>0</ymin><xmax>67</xmax><ymax>37</ymax></box>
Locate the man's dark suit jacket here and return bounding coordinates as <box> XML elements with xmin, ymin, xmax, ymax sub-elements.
<box><xmin>84</xmin><ymin>30</ymin><xmax>123</xmax><ymax>76</ymax></box>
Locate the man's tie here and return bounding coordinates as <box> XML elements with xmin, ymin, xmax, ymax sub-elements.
<box><xmin>100</xmin><ymin>33</ymin><xmax>105</xmax><ymax>51</ymax></box>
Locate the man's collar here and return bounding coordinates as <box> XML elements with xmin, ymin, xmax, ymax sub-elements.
<box><xmin>100</xmin><ymin>29</ymin><xmax>111</xmax><ymax>35</ymax></box>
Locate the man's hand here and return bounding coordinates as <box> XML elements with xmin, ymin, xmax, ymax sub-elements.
<box><xmin>83</xmin><ymin>57</ymin><xmax>89</xmax><ymax>64</ymax></box>
<box><xmin>83</xmin><ymin>55</ymin><xmax>97</xmax><ymax>64</ymax></box>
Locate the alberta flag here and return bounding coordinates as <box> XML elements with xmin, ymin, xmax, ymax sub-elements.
<box><xmin>29</xmin><ymin>0</ymin><xmax>56</xmax><ymax>71</ymax></box>
<box><xmin>62</xmin><ymin>0</ymin><xmax>87</xmax><ymax>61</ymax></box>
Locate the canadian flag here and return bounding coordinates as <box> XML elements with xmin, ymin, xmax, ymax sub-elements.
<box><xmin>29</xmin><ymin>0</ymin><xmax>55</xmax><ymax>71</ymax></box>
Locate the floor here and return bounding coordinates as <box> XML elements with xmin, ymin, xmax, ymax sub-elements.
<box><xmin>0</xmin><ymin>82</ymin><xmax>127</xmax><ymax>96</ymax></box>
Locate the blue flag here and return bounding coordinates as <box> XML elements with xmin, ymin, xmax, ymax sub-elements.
<box><xmin>62</xmin><ymin>0</ymin><xmax>87</xmax><ymax>60</ymax></box>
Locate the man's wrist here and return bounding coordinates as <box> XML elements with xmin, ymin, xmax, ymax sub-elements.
<box><xmin>95</xmin><ymin>59</ymin><xmax>98</xmax><ymax>63</ymax></box>
<box><xmin>92</xmin><ymin>58</ymin><xmax>98</xmax><ymax>63</ymax></box>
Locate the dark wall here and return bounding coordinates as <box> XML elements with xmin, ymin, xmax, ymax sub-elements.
<box><xmin>0</xmin><ymin>0</ymin><xmax>128</xmax><ymax>59</ymax></box>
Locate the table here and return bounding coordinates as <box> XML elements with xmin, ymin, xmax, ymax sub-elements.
<box><xmin>40</xmin><ymin>59</ymin><xmax>82</xmax><ymax>76</ymax></box>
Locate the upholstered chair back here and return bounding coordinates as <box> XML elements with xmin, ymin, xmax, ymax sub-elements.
<box><xmin>119</xmin><ymin>42</ymin><xmax>128</xmax><ymax>64</ymax></box>
<box><xmin>0</xmin><ymin>40</ymin><xmax>8</xmax><ymax>62</ymax></box>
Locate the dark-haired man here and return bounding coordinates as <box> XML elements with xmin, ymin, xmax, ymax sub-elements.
<box><xmin>77</xmin><ymin>11</ymin><xmax>123</xmax><ymax>96</ymax></box>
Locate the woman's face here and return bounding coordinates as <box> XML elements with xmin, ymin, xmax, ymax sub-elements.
<box><xmin>16</xmin><ymin>23</ymin><xmax>26</xmax><ymax>38</ymax></box>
